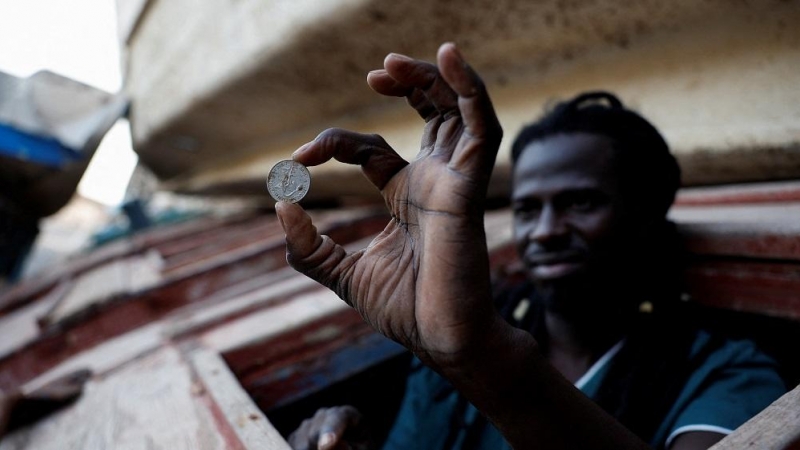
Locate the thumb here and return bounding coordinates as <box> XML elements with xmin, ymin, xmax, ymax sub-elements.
<box><xmin>275</xmin><ymin>201</ymin><xmax>354</xmax><ymax>305</ymax></box>
<box><xmin>318</xmin><ymin>406</ymin><xmax>363</xmax><ymax>450</ymax></box>
<box><xmin>275</xmin><ymin>201</ymin><xmax>323</xmax><ymax>259</ymax></box>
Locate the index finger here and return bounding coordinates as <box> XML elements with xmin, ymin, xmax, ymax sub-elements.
<box><xmin>292</xmin><ymin>128</ymin><xmax>408</xmax><ymax>191</ymax></box>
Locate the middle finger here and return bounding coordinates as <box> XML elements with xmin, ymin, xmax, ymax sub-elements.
<box><xmin>378</xmin><ymin>53</ymin><xmax>460</xmax><ymax>120</ymax></box>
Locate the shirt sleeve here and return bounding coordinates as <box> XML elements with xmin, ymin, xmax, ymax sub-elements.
<box><xmin>664</xmin><ymin>337</ymin><xmax>786</xmax><ymax>448</ymax></box>
<box><xmin>382</xmin><ymin>358</ymin><xmax>459</xmax><ymax>450</ymax></box>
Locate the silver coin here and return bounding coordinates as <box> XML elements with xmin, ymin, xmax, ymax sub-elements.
<box><xmin>266</xmin><ymin>160</ymin><xmax>311</xmax><ymax>203</ymax></box>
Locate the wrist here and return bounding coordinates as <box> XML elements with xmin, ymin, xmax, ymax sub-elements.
<box><xmin>434</xmin><ymin>314</ymin><xmax>543</xmax><ymax>392</ymax></box>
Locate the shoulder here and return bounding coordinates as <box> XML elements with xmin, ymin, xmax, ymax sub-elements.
<box><xmin>683</xmin><ymin>329</ymin><xmax>786</xmax><ymax>402</ymax></box>
<box><xmin>655</xmin><ymin>330</ymin><xmax>786</xmax><ymax>448</ymax></box>
<box><xmin>690</xmin><ymin>329</ymin><xmax>775</xmax><ymax>365</ymax></box>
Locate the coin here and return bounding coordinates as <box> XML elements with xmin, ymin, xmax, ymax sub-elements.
<box><xmin>266</xmin><ymin>160</ymin><xmax>311</xmax><ymax>203</ymax></box>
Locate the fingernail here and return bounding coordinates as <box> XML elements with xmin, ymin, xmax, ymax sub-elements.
<box><xmin>454</xmin><ymin>49</ymin><xmax>464</xmax><ymax>64</ymax></box>
<box><xmin>291</xmin><ymin>145</ymin><xmax>305</xmax><ymax>159</ymax></box>
<box><xmin>318</xmin><ymin>432</ymin><xmax>336</xmax><ymax>450</ymax></box>
<box><xmin>446</xmin><ymin>42</ymin><xmax>464</xmax><ymax>62</ymax></box>
<box><xmin>388</xmin><ymin>52</ymin><xmax>412</xmax><ymax>61</ymax></box>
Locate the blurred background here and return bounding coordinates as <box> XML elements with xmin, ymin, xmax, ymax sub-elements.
<box><xmin>2</xmin><ymin>0</ymin><xmax>799</xmax><ymax>284</ymax></box>
<box><xmin>0</xmin><ymin>1</ymin><xmax>798</xmax><ymax>448</ymax></box>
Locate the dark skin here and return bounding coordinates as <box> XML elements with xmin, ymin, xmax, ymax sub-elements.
<box><xmin>289</xmin><ymin>405</ymin><xmax>369</xmax><ymax>450</ymax></box>
<box><xmin>278</xmin><ymin>43</ymin><xmax>723</xmax><ymax>450</ymax></box>
<box><xmin>512</xmin><ymin>133</ymin><xmax>632</xmax><ymax>383</ymax></box>
<box><xmin>513</xmin><ymin>133</ymin><xmax>724</xmax><ymax>449</ymax></box>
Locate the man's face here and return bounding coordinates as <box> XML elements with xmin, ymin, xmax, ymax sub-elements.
<box><xmin>512</xmin><ymin>132</ymin><xmax>637</xmax><ymax>300</ymax></box>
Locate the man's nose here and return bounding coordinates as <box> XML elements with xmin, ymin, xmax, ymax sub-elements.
<box><xmin>530</xmin><ymin>206</ymin><xmax>568</xmax><ymax>244</ymax></box>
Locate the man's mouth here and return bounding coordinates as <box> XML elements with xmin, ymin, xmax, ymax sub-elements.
<box><xmin>524</xmin><ymin>251</ymin><xmax>585</xmax><ymax>281</ymax></box>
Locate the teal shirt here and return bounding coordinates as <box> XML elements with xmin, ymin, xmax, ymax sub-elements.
<box><xmin>383</xmin><ymin>330</ymin><xmax>785</xmax><ymax>450</ymax></box>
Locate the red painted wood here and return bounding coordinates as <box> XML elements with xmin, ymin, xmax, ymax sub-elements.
<box><xmin>223</xmin><ymin>308</ymin><xmax>402</xmax><ymax>411</ymax></box>
<box><xmin>158</xmin><ymin>217</ymin><xmax>280</xmax><ymax>266</ymax></box>
<box><xmin>684</xmin><ymin>261</ymin><xmax>800</xmax><ymax>320</ymax></box>
<box><xmin>0</xmin><ymin>214</ymin><xmax>390</xmax><ymax>390</ymax></box>
<box><xmin>195</xmin><ymin>384</ymin><xmax>249</xmax><ymax>450</ymax></box>
<box><xmin>675</xmin><ymin>181</ymin><xmax>800</xmax><ymax>206</ymax></box>
<box><xmin>680</xmin><ymin>223</ymin><xmax>800</xmax><ymax>260</ymax></box>
<box><xmin>0</xmin><ymin>212</ymin><xmax>260</xmax><ymax>316</ymax></box>
<box><xmin>224</xmin><ymin>309</ymin><xmax>370</xmax><ymax>380</ymax></box>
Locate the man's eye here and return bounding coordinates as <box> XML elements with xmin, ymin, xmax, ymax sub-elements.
<box><xmin>516</xmin><ymin>211</ymin><xmax>539</xmax><ymax>221</ymax></box>
<box><xmin>565</xmin><ymin>193</ymin><xmax>598</xmax><ymax>212</ymax></box>
<box><xmin>513</xmin><ymin>202</ymin><xmax>541</xmax><ymax>219</ymax></box>
<box><xmin>570</xmin><ymin>198</ymin><xmax>593</xmax><ymax>211</ymax></box>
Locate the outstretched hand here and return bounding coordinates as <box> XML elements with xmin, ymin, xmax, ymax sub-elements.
<box><xmin>275</xmin><ymin>43</ymin><xmax>504</xmax><ymax>368</ymax></box>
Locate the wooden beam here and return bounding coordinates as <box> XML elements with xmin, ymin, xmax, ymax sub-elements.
<box><xmin>710</xmin><ymin>383</ymin><xmax>800</xmax><ymax>450</ymax></box>
<box><xmin>684</xmin><ymin>261</ymin><xmax>800</xmax><ymax>321</ymax></box>
<box><xmin>0</xmin><ymin>347</ymin><xmax>231</xmax><ymax>450</ymax></box>
<box><xmin>0</xmin><ymin>212</ymin><xmax>258</xmax><ymax>316</ymax></box>
<box><xmin>0</xmin><ymin>212</ymin><xmax>388</xmax><ymax>390</ymax></box>
<box><xmin>223</xmin><ymin>307</ymin><xmax>405</xmax><ymax>411</ymax></box>
<box><xmin>679</xmin><ymin>222</ymin><xmax>800</xmax><ymax>261</ymax></box>
<box><xmin>676</xmin><ymin>181</ymin><xmax>800</xmax><ymax>206</ymax></box>
<box><xmin>189</xmin><ymin>347</ymin><xmax>292</xmax><ymax>450</ymax></box>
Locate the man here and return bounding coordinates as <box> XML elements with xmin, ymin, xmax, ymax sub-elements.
<box><xmin>277</xmin><ymin>43</ymin><xmax>784</xmax><ymax>450</ymax></box>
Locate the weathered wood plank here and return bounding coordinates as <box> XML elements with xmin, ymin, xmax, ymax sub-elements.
<box><xmin>165</xmin><ymin>268</ymin><xmax>317</xmax><ymax>339</ymax></box>
<box><xmin>159</xmin><ymin>218</ymin><xmax>281</xmax><ymax>271</ymax></box>
<box><xmin>0</xmin><ymin>212</ymin><xmax>256</xmax><ymax>316</ymax></box>
<box><xmin>1</xmin><ymin>347</ymin><xmax>228</xmax><ymax>450</ymax></box>
<box><xmin>676</xmin><ymin>181</ymin><xmax>800</xmax><ymax>206</ymax></box>
<box><xmin>189</xmin><ymin>347</ymin><xmax>292</xmax><ymax>450</ymax></box>
<box><xmin>0</xmin><ymin>294</ymin><xmax>170</xmax><ymax>391</ymax></box>
<box><xmin>201</xmin><ymin>288</ymin><xmax>348</xmax><ymax>354</ymax></box>
<box><xmin>710</xmin><ymin>383</ymin><xmax>800</xmax><ymax>450</ymax></box>
<box><xmin>165</xmin><ymin>234</ymin><xmax>379</xmax><ymax>339</ymax></box>
<box><xmin>669</xmin><ymin>203</ymin><xmax>800</xmax><ymax>225</ymax></box>
<box><xmin>40</xmin><ymin>251</ymin><xmax>164</xmax><ymax>327</ymax></box>
<box><xmin>20</xmin><ymin>323</ymin><xmax>164</xmax><ymax>395</ymax></box>
<box><xmin>249</xmin><ymin>331</ymin><xmax>405</xmax><ymax>411</ymax></box>
<box><xmin>225</xmin><ymin>308</ymin><xmax>406</xmax><ymax>411</ymax></box>
<box><xmin>684</xmin><ymin>261</ymin><xmax>800</xmax><ymax>321</ymax></box>
<box><xmin>0</xmin><ymin>234</ymin><xmax>289</xmax><ymax>390</ymax></box>
<box><xmin>0</xmin><ymin>285</ymin><xmax>64</xmax><ymax>360</ymax></box>
<box><xmin>680</xmin><ymin>221</ymin><xmax>800</xmax><ymax>261</ymax></box>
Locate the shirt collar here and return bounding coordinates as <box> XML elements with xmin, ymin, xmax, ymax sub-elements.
<box><xmin>574</xmin><ymin>339</ymin><xmax>625</xmax><ymax>390</ymax></box>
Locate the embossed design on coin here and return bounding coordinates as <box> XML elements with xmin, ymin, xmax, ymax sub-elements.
<box><xmin>267</xmin><ymin>160</ymin><xmax>311</xmax><ymax>203</ymax></box>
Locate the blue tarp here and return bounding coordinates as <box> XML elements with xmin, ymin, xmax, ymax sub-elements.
<box><xmin>0</xmin><ymin>122</ymin><xmax>83</xmax><ymax>168</ymax></box>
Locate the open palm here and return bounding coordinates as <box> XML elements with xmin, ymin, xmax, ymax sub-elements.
<box><xmin>276</xmin><ymin>43</ymin><xmax>504</xmax><ymax>367</ymax></box>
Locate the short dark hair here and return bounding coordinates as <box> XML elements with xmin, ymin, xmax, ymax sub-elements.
<box><xmin>511</xmin><ymin>91</ymin><xmax>681</xmax><ymax>218</ymax></box>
